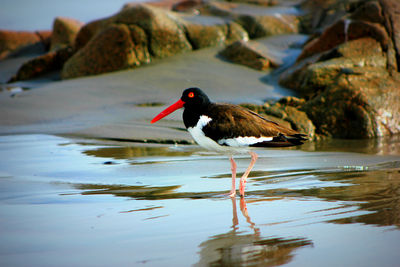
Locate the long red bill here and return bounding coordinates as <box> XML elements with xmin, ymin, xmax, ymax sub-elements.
<box><xmin>151</xmin><ymin>99</ymin><xmax>185</xmax><ymax>123</ymax></box>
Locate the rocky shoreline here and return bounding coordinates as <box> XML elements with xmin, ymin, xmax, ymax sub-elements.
<box><xmin>1</xmin><ymin>0</ymin><xmax>399</xmax><ymax>142</ymax></box>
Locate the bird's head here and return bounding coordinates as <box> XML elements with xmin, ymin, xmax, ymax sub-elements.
<box><xmin>151</xmin><ymin>87</ymin><xmax>210</xmax><ymax>123</ymax></box>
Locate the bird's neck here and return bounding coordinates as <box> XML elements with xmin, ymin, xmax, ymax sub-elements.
<box><xmin>183</xmin><ymin>102</ymin><xmax>213</xmax><ymax>129</ymax></box>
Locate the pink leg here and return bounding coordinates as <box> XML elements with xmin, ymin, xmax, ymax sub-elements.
<box><xmin>229</xmin><ymin>156</ymin><xmax>237</xmax><ymax>198</ymax></box>
<box><xmin>239</xmin><ymin>151</ymin><xmax>258</xmax><ymax>197</ymax></box>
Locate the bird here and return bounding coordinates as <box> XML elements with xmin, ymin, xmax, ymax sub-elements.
<box><xmin>151</xmin><ymin>87</ymin><xmax>307</xmax><ymax>197</ymax></box>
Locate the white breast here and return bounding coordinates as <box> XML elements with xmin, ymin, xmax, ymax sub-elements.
<box><xmin>188</xmin><ymin>115</ymin><xmax>225</xmax><ymax>152</ymax></box>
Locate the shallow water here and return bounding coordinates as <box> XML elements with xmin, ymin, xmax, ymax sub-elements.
<box><xmin>0</xmin><ymin>134</ymin><xmax>400</xmax><ymax>266</ymax></box>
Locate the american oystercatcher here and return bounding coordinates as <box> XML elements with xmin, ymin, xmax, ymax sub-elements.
<box><xmin>151</xmin><ymin>87</ymin><xmax>307</xmax><ymax>197</ymax></box>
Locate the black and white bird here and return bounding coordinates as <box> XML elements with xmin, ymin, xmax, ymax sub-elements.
<box><xmin>151</xmin><ymin>87</ymin><xmax>307</xmax><ymax>197</ymax></box>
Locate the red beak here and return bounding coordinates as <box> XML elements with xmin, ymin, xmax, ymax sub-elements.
<box><xmin>151</xmin><ymin>99</ymin><xmax>185</xmax><ymax>123</ymax></box>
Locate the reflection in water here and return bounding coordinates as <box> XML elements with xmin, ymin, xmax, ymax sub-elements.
<box><xmin>302</xmin><ymin>135</ymin><xmax>400</xmax><ymax>155</ymax></box>
<box><xmin>250</xmin><ymin>165</ymin><xmax>400</xmax><ymax>228</ymax></box>
<box><xmin>73</xmin><ymin>160</ymin><xmax>400</xmax><ymax>227</ymax></box>
<box><xmin>195</xmin><ymin>198</ymin><xmax>312</xmax><ymax>266</ymax></box>
<box><xmin>83</xmin><ymin>145</ymin><xmax>194</xmax><ymax>160</ymax></box>
<box><xmin>300</xmin><ymin>168</ymin><xmax>400</xmax><ymax>227</ymax></box>
<box><xmin>75</xmin><ymin>183</ymin><xmax>225</xmax><ymax>200</ymax></box>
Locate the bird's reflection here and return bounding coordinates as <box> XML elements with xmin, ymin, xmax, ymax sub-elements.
<box><xmin>195</xmin><ymin>197</ymin><xmax>312</xmax><ymax>267</ymax></box>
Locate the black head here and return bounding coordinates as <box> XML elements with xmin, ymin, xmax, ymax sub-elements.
<box><xmin>151</xmin><ymin>87</ymin><xmax>211</xmax><ymax>124</ymax></box>
<box><xmin>180</xmin><ymin>87</ymin><xmax>211</xmax><ymax>109</ymax></box>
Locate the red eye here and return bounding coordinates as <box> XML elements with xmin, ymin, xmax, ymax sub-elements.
<box><xmin>188</xmin><ymin>92</ymin><xmax>194</xmax><ymax>98</ymax></box>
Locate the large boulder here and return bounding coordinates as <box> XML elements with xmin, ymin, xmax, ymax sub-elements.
<box><xmin>61</xmin><ymin>24</ymin><xmax>140</xmax><ymax>79</ymax></box>
<box><xmin>62</xmin><ymin>4</ymin><xmax>195</xmax><ymax>78</ymax></box>
<box><xmin>280</xmin><ymin>38</ymin><xmax>387</xmax><ymax>96</ymax></box>
<box><xmin>50</xmin><ymin>17</ymin><xmax>83</xmax><ymax>51</ymax></box>
<box><xmin>115</xmin><ymin>4</ymin><xmax>192</xmax><ymax>58</ymax></box>
<box><xmin>75</xmin><ymin>4</ymin><xmax>192</xmax><ymax>59</ymax></box>
<box><xmin>278</xmin><ymin>0</ymin><xmax>400</xmax><ymax>138</ymax></box>
<box><xmin>301</xmin><ymin>69</ymin><xmax>400</xmax><ymax>138</ymax></box>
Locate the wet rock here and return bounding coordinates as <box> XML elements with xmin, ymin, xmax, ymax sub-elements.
<box><xmin>279</xmin><ymin>37</ymin><xmax>400</xmax><ymax>138</ymax></box>
<box><xmin>75</xmin><ymin>4</ymin><xmax>192</xmax><ymax>58</ymax></box>
<box><xmin>301</xmin><ymin>69</ymin><xmax>400</xmax><ymax>138</ymax></box>
<box><xmin>297</xmin><ymin>19</ymin><xmax>389</xmax><ymax>62</ymax></box>
<box><xmin>9</xmin><ymin>47</ymin><xmax>74</xmax><ymax>82</ymax></box>
<box><xmin>115</xmin><ymin>3</ymin><xmax>192</xmax><ymax>58</ymax></box>
<box><xmin>299</xmin><ymin>0</ymin><xmax>353</xmax><ymax>33</ymax></box>
<box><xmin>61</xmin><ymin>24</ymin><xmax>139</xmax><ymax>79</ymax></box>
<box><xmin>234</xmin><ymin>14</ymin><xmax>299</xmax><ymax>39</ymax></box>
<box><xmin>225</xmin><ymin>22</ymin><xmax>249</xmax><ymax>44</ymax></box>
<box><xmin>50</xmin><ymin>17</ymin><xmax>83</xmax><ymax>51</ymax></box>
<box><xmin>63</xmin><ymin>4</ymin><xmax>195</xmax><ymax>78</ymax></box>
<box><xmin>74</xmin><ymin>19</ymin><xmax>110</xmax><ymax>51</ymax></box>
<box><xmin>0</xmin><ymin>30</ymin><xmax>43</xmax><ymax>59</ymax></box>
<box><xmin>184</xmin><ymin>23</ymin><xmax>226</xmax><ymax>49</ymax></box>
<box><xmin>220</xmin><ymin>40</ymin><xmax>279</xmax><ymax>70</ymax></box>
<box><xmin>350</xmin><ymin>1</ymin><xmax>384</xmax><ymax>24</ymax></box>
<box><xmin>379</xmin><ymin>0</ymin><xmax>400</xmax><ymax>72</ymax></box>
<box><xmin>278</xmin><ymin>0</ymin><xmax>400</xmax><ymax>138</ymax></box>
<box><xmin>280</xmin><ymin>38</ymin><xmax>387</xmax><ymax>96</ymax></box>
<box><xmin>184</xmin><ymin>21</ymin><xmax>248</xmax><ymax>49</ymax></box>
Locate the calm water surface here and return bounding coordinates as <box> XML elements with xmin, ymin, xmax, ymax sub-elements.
<box><xmin>0</xmin><ymin>134</ymin><xmax>399</xmax><ymax>267</ymax></box>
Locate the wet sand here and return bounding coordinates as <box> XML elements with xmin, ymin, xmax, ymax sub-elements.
<box><xmin>0</xmin><ymin>134</ymin><xmax>399</xmax><ymax>267</ymax></box>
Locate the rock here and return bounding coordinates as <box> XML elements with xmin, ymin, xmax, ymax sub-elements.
<box><xmin>280</xmin><ymin>38</ymin><xmax>388</xmax><ymax>97</ymax></box>
<box><xmin>127</xmin><ymin>25</ymin><xmax>151</xmax><ymax>65</ymax></box>
<box><xmin>184</xmin><ymin>21</ymin><xmax>248</xmax><ymax>49</ymax></box>
<box><xmin>235</xmin><ymin>14</ymin><xmax>299</xmax><ymax>39</ymax></box>
<box><xmin>350</xmin><ymin>1</ymin><xmax>384</xmax><ymax>24</ymax></box>
<box><xmin>379</xmin><ymin>0</ymin><xmax>400</xmax><ymax>72</ymax></box>
<box><xmin>114</xmin><ymin>4</ymin><xmax>192</xmax><ymax>58</ymax></box>
<box><xmin>225</xmin><ymin>21</ymin><xmax>249</xmax><ymax>44</ymax></box>
<box><xmin>50</xmin><ymin>17</ymin><xmax>83</xmax><ymax>51</ymax></box>
<box><xmin>302</xmin><ymin>69</ymin><xmax>400</xmax><ymax>138</ymax></box>
<box><xmin>76</xmin><ymin>4</ymin><xmax>193</xmax><ymax>58</ymax></box>
<box><xmin>61</xmin><ymin>24</ymin><xmax>141</xmax><ymax>79</ymax></box>
<box><xmin>278</xmin><ymin>0</ymin><xmax>400</xmax><ymax>139</ymax></box>
<box><xmin>220</xmin><ymin>40</ymin><xmax>279</xmax><ymax>70</ymax></box>
<box><xmin>297</xmin><ymin>19</ymin><xmax>389</xmax><ymax>62</ymax></box>
<box><xmin>184</xmin><ymin>23</ymin><xmax>226</xmax><ymax>49</ymax></box>
<box><xmin>0</xmin><ymin>30</ymin><xmax>42</xmax><ymax>59</ymax></box>
<box><xmin>74</xmin><ymin>19</ymin><xmax>110</xmax><ymax>51</ymax></box>
<box><xmin>299</xmin><ymin>0</ymin><xmax>352</xmax><ymax>34</ymax></box>
<box><xmin>9</xmin><ymin>47</ymin><xmax>74</xmax><ymax>82</ymax></box>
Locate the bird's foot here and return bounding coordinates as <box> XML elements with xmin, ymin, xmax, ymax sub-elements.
<box><xmin>239</xmin><ymin>181</ymin><xmax>246</xmax><ymax>197</ymax></box>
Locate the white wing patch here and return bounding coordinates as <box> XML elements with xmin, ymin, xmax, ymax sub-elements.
<box><xmin>218</xmin><ymin>136</ymin><xmax>273</xmax><ymax>147</ymax></box>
